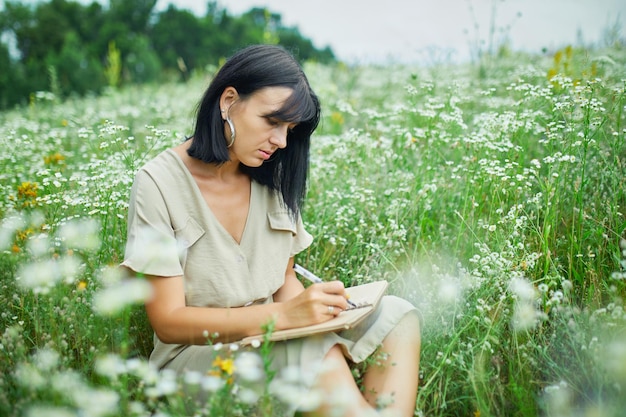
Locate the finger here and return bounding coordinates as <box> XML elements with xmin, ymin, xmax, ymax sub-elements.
<box><xmin>332</xmin><ymin>295</ymin><xmax>349</xmax><ymax>311</ymax></box>
<box><xmin>316</xmin><ymin>289</ymin><xmax>349</xmax><ymax>311</ymax></box>
<box><xmin>304</xmin><ymin>284</ymin><xmax>349</xmax><ymax>313</ymax></box>
<box><xmin>325</xmin><ymin>304</ymin><xmax>342</xmax><ymax>316</ymax></box>
<box><xmin>326</xmin><ymin>305</ymin><xmax>335</xmax><ymax>315</ymax></box>
<box><xmin>318</xmin><ymin>280</ymin><xmax>346</xmax><ymax>295</ymax></box>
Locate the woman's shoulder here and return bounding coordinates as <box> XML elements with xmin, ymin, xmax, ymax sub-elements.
<box><xmin>138</xmin><ymin>148</ymin><xmax>179</xmax><ymax>173</ymax></box>
<box><xmin>132</xmin><ymin>149</ymin><xmax>190</xmax><ymax>194</ymax></box>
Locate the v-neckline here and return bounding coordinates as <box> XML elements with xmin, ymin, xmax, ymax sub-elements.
<box><xmin>167</xmin><ymin>149</ymin><xmax>253</xmax><ymax>246</ymax></box>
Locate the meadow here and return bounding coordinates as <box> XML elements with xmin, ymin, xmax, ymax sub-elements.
<box><xmin>0</xmin><ymin>44</ymin><xmax>625</xmax><ymax>416</ymax></box>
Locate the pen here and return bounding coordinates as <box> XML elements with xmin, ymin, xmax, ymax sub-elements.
<box><xmin>293</xmin><ymin>263</ymin><xmax>323</xmax><ymax>283</ymax></box>
<box><xmin>293</xmin><ymin>263</ymin><xmax>357</xmax><ymax>308</ymax></box>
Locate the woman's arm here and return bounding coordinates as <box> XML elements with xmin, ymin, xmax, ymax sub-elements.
<box><xmin>144</xmin><ymin>258</ymin><xmax>348</xmax><ymax>345</ymax></box>
<box><xmin>144</xmin><ymin>274</ymin><xmax>280</xmax><ymax>344</ymax></box>
<box><xmin>273</xmin><ymin>257</ymin><xmax>305</xmax><ymax>302</ymax></box>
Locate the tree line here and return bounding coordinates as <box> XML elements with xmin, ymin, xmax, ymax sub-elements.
<box><xmin>0</xmin><ymin>0</ymin><xmax>336</xmax><ymax>110</ymax></box>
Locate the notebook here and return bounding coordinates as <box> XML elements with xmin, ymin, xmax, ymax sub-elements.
<box><xmin>238</xmin><ymin>280</ymin><xmax>388</xmax><ymax>345</ymax></box>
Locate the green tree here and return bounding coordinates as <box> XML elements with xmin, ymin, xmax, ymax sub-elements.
<box><xmin>71</xmin><ymin>2</ymin><xmax>106</xmax><ymax>59</ymax></box>
<box><xmin>108</xmin><ymin>0</ymin><xmax>156</xmax><ymax>33</ymax></box>
<box><xmin>0</xmin><ymin>0</ymin><xmax>335</xmax><ymax>109</ymax></box>
<box><xmin>0</xmin><ymin>0</ymin><xmax>107</xmax><ymax>106</ymax></box>
<box><xmin>124</xmin><ymin>34</ymin><xmax>161</xmax><ymax>83</ymax></box>
<box><xmin>46</xmin><ymin>30</ymin><xmax>105</xmax><ymax>96</ymax></box>
<box><xmin>99</xmin><ymin>0</ymin><xmax>159</xmax><ymax>84</ymax></box>
<box><xmin>150</xmin><ymin>5</ymin><xmax>207</xmax><ymax>71</ymax></box>
<box><xmin>15</xmin><ymin>0</ymin><xmax>73</xmax><ymax>61</ymax></box>
<box><xmin>0</xmin><ymin>42</ymin><xmax>27</xmax><ymax>108</ymax></box>
<box><xmin>2</xmin><ymin>1</ymin><xmax>38</xmax><ymax>60</ymax></box>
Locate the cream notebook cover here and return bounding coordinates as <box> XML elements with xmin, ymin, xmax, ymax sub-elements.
<box><xmin>239</xmin><ymin>280</ymin><xmax>388</xmax><ymax>345</ymax></box>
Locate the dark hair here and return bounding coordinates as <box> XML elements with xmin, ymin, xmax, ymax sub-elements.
<box><xmin>188</xmin><ymin>44</ymin><xmax>321</xmax><ymax>216</ymax></box>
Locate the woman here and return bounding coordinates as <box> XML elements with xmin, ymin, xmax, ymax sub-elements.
<box><xmin>122</xmin><ymin>44</ymin><xmax>421</xmax><ymax>416</ymax></box>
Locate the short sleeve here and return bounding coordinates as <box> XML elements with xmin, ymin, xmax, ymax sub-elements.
<box><xmin>121</xmin><ymin>170</ymin><xmax>184</xmax><ymax>277</ymax></box>
<box><xmin>290</xmin><ymin>214</ymin><xmax>313</xmax><ymax>257</ymax></box>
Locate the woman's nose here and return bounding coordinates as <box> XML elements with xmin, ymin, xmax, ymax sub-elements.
<box><xmin>271</xmin><ymin>126</ymin><xmax>288</xmax><ymax>149</ymax></box>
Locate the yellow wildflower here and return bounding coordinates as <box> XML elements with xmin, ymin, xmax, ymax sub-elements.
<box><xmin>16</xmin><ymin>227</ymin><xmax>34</xmax><ymax>242</ymax></box>
<box><xmin>44</xmin><ymin>152</ymin><xmax>65</xmax><ymax>165</ymax></box>
<box><xmin>212</xmin><ymin>355</ymin><xmax>235</xmax><ymax>376</ymax></box>
<box><xmin>209</xmin><ymin>355</ymin><xmax>235</xmax><ymax>385</ymax></box>
<box><xmin>547</xmin><ymin>68</ymin><xmax>558</xmax><ymax>80</ymax></box>
<box><xmin>17</xmin><ymin>182</ymin><xmax>38</xmax><ymax>199</ymax></box>
<box><xmin>331</xmin><ymin>111</ymin><xmax>345</xmax><ymax>126</ymax></box>
<box><xmin>15</xmin><ymin>182</ymin><xmax>39</xmax><ymax>208</ymax></box>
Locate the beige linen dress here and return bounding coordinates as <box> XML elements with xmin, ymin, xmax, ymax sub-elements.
<box><xmin>121</xmin><ymin>148</ymin><xmax>417</xmax><ymax>400</ymax></box>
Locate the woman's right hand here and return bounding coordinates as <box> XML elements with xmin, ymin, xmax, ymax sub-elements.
<box><xmin>277</xmin><ymin>281</ymin><xmax>349</xmax><ymax>329</ymax></box>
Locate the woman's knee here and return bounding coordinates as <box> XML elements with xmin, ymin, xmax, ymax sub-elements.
<box><xmin>392</xmin><ymin>311</ymin><xmax>422</xmax><ymax>345</ymax></box>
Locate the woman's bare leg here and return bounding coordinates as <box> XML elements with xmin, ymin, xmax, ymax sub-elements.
<box><xmin>303</xmin><ymin>312</ymin><xmax>421</xmax><ymax>417</ymax></box>
<box><xmin>361</xmin><ymin>312</ymin><xmax>421</xmax><ymax>416</ymax></box>
<box><xmin>304</xmin><ymin>345</ymin><xmax>376</xmax><ymax>417</ymax></box>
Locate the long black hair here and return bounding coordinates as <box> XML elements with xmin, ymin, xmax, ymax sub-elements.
<box><xmin>188</xmin><ymin>44</ymin><xmax>321</xmax><ymax>217</ymax></box>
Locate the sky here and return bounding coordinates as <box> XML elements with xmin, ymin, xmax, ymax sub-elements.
<box><xmin>156</xmin><ymin>0</ymin><xmax>626</xmax><ymax>64</ymax></box>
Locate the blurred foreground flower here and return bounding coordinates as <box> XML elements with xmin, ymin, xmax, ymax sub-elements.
<box><xmin>603</xmin><ymin>335</ymin><xmax>626</xmax><ymax>383</ymax></box>
<box><xmin>33</xmin><ymin>347</ymin><xmax>61</xmax><ymax>372</ymax></box>
<box><xmin>124</xmin><ymin>224</ymin><xmax>185</xmax><ymax>272</ymax></box>
<box><xmin>71</xmin><ymin>387</ymin><xmax>119</xmax><ymax>417</ymax></box>
<box><xmin>508</xmin><ymin>276</ymin><xmax>537</xmax><ymax>301</ymax></box>
<box><xmin>92</xmin><ymin>278</ymin><xmax>152</xmax><ymax>316</ymax></box>
<box><xmin>17</xmin><ymin>256</ymin><xmax>82</xmax><ymax>294</ymax></box>
<box><xmin>509</xmin><ymin>276</ymin><xmax>541</xmax><ymax>331</ymax></box>
<box><xmin>270</xmin><ymin>364</ymin><xmax>322</xmax><ymax>412</ymax></box>
<box><xmin>0</xmin><ymin>213</ymin><xmax>26</xmax><ymax>250</ymax></box>
<box><xmin>234</xmin><ymin>351</ymin><xmax>264</xmax><ymax>382</ymax></box>
<box><xmin>437</xmin><ymin>273</ymin><xmax>466</xmax><ymax>304</ymax></box>
<box><xmin>95</xmin><ymin>353</ymin><xmax>127</xmax><ymax>380</ymax></box>
<box><xmin>57</xmin><ymin>218</ymin><xmax>101</xmax><ymax>251</ymax></box>
<box><xmin>146</xmin><ymin>369</ymin><xmax>178</xmax><ymax>397</ymax></box>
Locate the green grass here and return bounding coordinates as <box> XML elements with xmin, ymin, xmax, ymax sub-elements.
<box><xmin>1</xmin><ymin>45</ymin><xmax>625</xmax><ymax>416</ymax></box>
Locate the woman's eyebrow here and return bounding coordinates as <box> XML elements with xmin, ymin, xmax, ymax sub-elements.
<box><xmin>262</xmin><ymin>104</ymin><xmax>306</xmax><ymax>122</ymax></box>
<box><xmin>262</xmin><ymin>112</ymin><xmax>291</xmax><ymax>121</ymax></box>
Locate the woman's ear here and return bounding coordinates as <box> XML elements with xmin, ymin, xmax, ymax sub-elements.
<box><xmin>219</xmin><ymin>87</ymin><xmax>239</xmax><ymax>119</ymax></box>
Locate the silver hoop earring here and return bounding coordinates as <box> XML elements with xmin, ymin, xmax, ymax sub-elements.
<box><xmin>225</xmin><ymin>117</ymin><xmax>236</xmax><ymax>148</ymax></box>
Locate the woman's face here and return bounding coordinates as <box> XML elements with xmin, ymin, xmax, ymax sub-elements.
<box><xmin>223</xmin><ymin>86</ymin><xmax>297</xmax><ymax>168</ymax></box>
